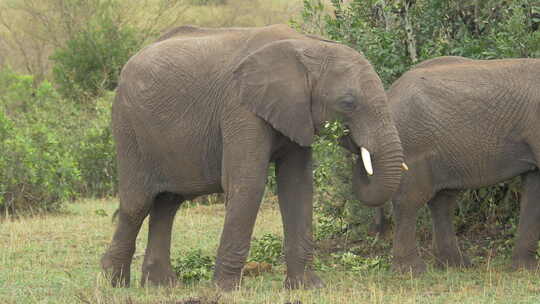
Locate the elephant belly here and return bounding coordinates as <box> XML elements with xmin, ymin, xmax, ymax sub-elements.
<box><xmin>434</xmin><ymin>141</ymin><xmax>535</xmax><ymax>190</ymax></box>
<box><xmin>130</xmin><ymin>113</ymin><xmax>224</xmax><ymax>197</ymax></box>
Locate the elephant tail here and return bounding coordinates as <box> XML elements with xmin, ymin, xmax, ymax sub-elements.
<box><xmin>111</xmin><ymin>208</ymin><xmax>120</xmax><ymax>223</ymax></box>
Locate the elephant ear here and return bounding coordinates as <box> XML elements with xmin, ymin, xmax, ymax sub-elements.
<box><xmin>234</xmin><ymin>39</ymin><xmax>320</xmax><ymax>147</ymax></box>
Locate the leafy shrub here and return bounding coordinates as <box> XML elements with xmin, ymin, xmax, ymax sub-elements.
<box><xmin>172</xmin><ymin>250</ymin><xmax>214</xmax><ymax>284</ymax></box>
<box><xmin>0</xmin><ymin>67</ymin><xmax>117</xmax><ymax>214</ymax></box>
<box><xmin>299</xmin><ymin>0</ymin><xmax>540</xmax><ymax>86</ymax></box>
<box><xmin>311</xmin><ymin>121</ymin><xmax>363</xmax><ymax>239</ymax></box>
<box><xmin>248</xmin><ymin>233</ymin><xmax>283</xmax><ymax>265</ymax></box>
<box><xmin>74</xmin><ymin>93</ymin><xmax>117</xmax><ymax>197</ymax></box>
<box><xmin>456</xmin><ymin>179</ymin><xmax>521</xmax><ymax>236</ymax></box>
<box><xmin>50</xmin><ymin>1</ymin><xmax>143</xmax><ymax>101</ymax></box>
<box><xmin>0</xmin><ymin>68</ymin><xmax>81</xmax><ymax>213</ymax></box>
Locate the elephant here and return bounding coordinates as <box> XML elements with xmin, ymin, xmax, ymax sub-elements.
<box><xmin>342</xmin><ymin>56</ymin><xmax>540</xmax><ymax>274</ymax></box>
<box><xmin>100</xmin><ymin>24</ymin><xmax>405</xmax><ymax>290</ymax></box>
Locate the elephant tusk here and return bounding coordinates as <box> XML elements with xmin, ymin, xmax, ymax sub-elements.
<box><xmin>361</xmin><ymin>147</ymin><xmax>373</xmax><ymax>176</ymax></box>
<box><xmin>402</xmin><ymin>162</ymin><xmax>409</xmax><ymax>171</ymax></box>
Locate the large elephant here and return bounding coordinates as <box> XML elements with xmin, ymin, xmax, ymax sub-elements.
<box><xmin>100</xmin><ymin>24</ymin><xmax>404</xmax><ymax>290</ymax></box>
<box><xmin>344</xmin><ymin>56</ymin><xmax>540</xmax><ymax>273</ymax></box>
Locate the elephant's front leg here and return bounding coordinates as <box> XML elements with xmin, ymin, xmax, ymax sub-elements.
<box><xmin>213</xmin><ymin>122</ymin><xmax>273</xmax><ymax>291</ymax></box>
<box><xmin>512</xmin><ymin>170</ymin><xmax>540</xmax><ymax>270</ymax></box>
<box><xmin>275</xmin><ymin>145</ymin><xmax>323</xmax><ymax>289</ymax></box>
<box><xmin>428</xmin><ymin>190</ymin><xmax>471</xmax><ymax>268</ymax></box>
<box><xmin>369</xmin><ymin>207</ymin><xmax>391</xmax><ymax>236</ymax></box>
<box><xmin>391</xmin><ymin>198</ymin><xmax>427</xmax><ymax>274</ymax></box>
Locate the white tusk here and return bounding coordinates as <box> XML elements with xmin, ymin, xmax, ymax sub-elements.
<box><xmin>402</xmin><ymin>162</ymin><xmax>409</xmax><ymax>171</ymax></box>
<box><xmin>360</xmin><ymin>147</ymin><xmax>374</xmax><ymax>176</ymax></box>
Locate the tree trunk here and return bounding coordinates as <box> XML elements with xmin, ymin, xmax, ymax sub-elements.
<box><xmin>402</xmin><ymin>0</ymin><xmax>418</xmax><ymax>63</ymax></box>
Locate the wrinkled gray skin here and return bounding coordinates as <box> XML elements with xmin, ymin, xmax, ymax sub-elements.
<box><xmin>101</xmin><ymin>24</ymin><xmax>404</xmax><ymax>290</ymax></box>
<box><xmin>345</xmin><ymin>56</ymin><xmax>540</xmax><ymax>274</ymax></box>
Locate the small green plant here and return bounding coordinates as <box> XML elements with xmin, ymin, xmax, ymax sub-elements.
<box><xmin>172</xmin><ymin>250</ymin><xmax>215</xmax><ymax>284</ymax></box>
<box><xmin>94</xmin><ymin>209</ymin><xmax>108</xmax><ymax>217</ymax></box>
<box><xmin>248</xmin><ymin>233</ymin><xmax>283</xmax><ymax>265</ymax></box>
<box><xmin>313</xmin><ymin>250</ymin><xmax>389</xmax><ymax>272</ymax></box>
<box><xmin>331</xmin><ymin>251</ymin><xmax>388</xmax><ymax>272</ymax></box>
<box><xmin>333</xmin><ymin>251</ymin><xmax>387</xmax><ymax>271</ymax></box>
<box><xmin>315</xmin><ymin>213</ymin><xmax>346</xmax><ymax>241</ymax></box>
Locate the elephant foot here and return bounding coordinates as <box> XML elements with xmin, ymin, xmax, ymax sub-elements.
<box><xmin>284</xmin><ymin>271</ymin><xmax>325</xmax><ymax>290</ymax></box>
<box><xmin>391</xmin><ymin>256</ymin><xmax>427</xmax><ymax>275</ymax></box>
<box><xmin>141</xmin><ymin>260</ymin><xmax>177</xmax><ymax>287</ymax></box>
<box><xmin>511</xmin><ymin>256</ymin><xmax>539</xmax><ymax>271</ymax></box>
<box><xmin>213</xmin><ymin>273</ymin><xmax>242</xmax><ymax>292</ymax></box>
<box><xmin>434</xmin><ymin>251</ymin><xmax>472</xmax><ymax>269</ymax></box>
<box><xmin>101</xmin><ymin>253</ymin><xmax>131</xmax><ymax>287</ymax></box>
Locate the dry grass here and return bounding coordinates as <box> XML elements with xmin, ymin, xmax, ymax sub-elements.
<box><xmin>0</xmin><ymin>0</ymin><xmax>305</xmax><ymax>80</ymax></box>
<box><xmin>2</xmin><ymin>198</ymin><xmax>540</xmax><ymax>303</ymax></box>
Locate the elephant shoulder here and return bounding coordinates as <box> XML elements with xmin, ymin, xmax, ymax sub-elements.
<box><xmin>390</xmin><ymin>56</ymin><xmax>475</xmax><ymax>96</ymax></box>
<box><xmin>413</xmin><ymin>56</ymin><xmax>472</xmax><ymax>70</ymax></box>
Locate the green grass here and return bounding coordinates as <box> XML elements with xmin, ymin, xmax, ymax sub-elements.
<box><xmin>2</xmin><ymin>198</ymin><xmax>540</xmax><ymax>303</ymax></box>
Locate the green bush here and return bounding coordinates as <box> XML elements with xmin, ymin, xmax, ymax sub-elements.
<box><xmin>300</xmin><ymin>0</ymin><xmax>540</xmax><ymax>86</ymax></box>
<box><xmin>172</xmin><ymin>250</ymin><xmax>214</xmax><ymax>284</ymax></box>
<box><xmin>74</xmin><ymin>93</ymin><xmax>117</xmax><ymax>197</ymax></box>
<box><xmin>311</xmin><ymin>121</ymin><xmax>358</xmax><ymax>239</ymax></box>
<box><xmin>0</xmin><ymin>68</ymin><xmax>81</xmax><ymax>213</ymax></box>
<box><xmin>50</xmin><ymin>1</ymin><xmax>143</xmax><ymax>101</ymax></box>
<box><xmin>0</xmin><ymin>68</ymin><xmax>117</xmax><ymax>214</ymax></box>
<box><xmin>248</xmin><ymin>233</ymin><xmax>283</xmax><ymax>265</ymax></box>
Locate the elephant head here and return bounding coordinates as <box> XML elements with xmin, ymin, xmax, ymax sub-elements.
<box><xmin>234</xmin><ymin>38</ymin><xmax>404</xmax><ymax>206</ymax></box>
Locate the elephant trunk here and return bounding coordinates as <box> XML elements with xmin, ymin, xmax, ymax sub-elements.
<box><xmin>348</xmin><ymin>98</ymin><xmax>404</xmax><ymax>207</ymax></box>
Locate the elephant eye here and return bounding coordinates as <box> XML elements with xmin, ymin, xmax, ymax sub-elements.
<box><xmin>337</xmin><ymin>95</ymin><xmax>357</xmax><ymax>112</ymax></box>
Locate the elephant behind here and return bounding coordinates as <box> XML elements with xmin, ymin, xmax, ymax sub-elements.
<box><xmin>345</xmin><ymin>56</ymin><xmax>540</xmax><ymax>273</ymax></box>
<box><xmin>101</xmin><ymin>24</ymin><xmax>404</xmax><ymax>290</ymax></box>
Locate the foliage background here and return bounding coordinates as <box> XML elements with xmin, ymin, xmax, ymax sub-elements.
<box><xmin>1</xmin><ymin>0</ymin><xmax>539</xmax><ymax>254</ymax></box>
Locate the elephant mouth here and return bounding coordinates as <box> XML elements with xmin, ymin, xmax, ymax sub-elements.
<box><xmin>338</xmin><ymin>132</ymin><xmax>375</xmax><ymax>176</ymax></box>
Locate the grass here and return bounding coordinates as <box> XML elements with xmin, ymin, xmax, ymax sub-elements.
<box><xmin>2</xmin><ymin>198</ymin><xmax>540</xmax><ymax>303</ymax></box>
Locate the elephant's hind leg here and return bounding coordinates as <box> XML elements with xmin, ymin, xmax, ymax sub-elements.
<box><xmin>141</xmin><ymin>192</ymin><xmax>183</xmax><ymax>287</ymax></box>
<box><xmin>512</xmin><ymin>170</ymin><xmax>540</xmax><ymax>271</ymax></box>
<box><xmin>428</xmin><ymin>190</ymin><xmax>471</xmax><ymax>268</ymax></box>
<box><xmin>101</xmin><ymin>190</ymin><xmax>153</xmax><ymax>287</ymax></box>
